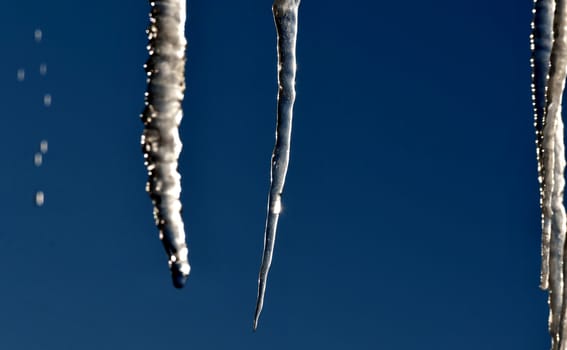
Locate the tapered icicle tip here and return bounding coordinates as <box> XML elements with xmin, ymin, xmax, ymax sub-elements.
<box><xmin>253</xmin><ymin>296</ymin><xmax>261</xmax><ymax>331</ymax></box>
<box><xmin>252</xmin><ymin>246</ymin><xmax>270</xmax><ymax>332</ymax></box>
<box><xmin>170</xmin><ymin>257</ymin><xmax>190</xmax><ymax>289</ymax></box>
<box><xmin>171</xmin><ymin>268</ymin><xmax>189</xmax><ymax>289</ymax></box>
<box><xmin>253</xmin><ymin>278</ymin><xmax>267</xmax><ymax>330</ymax></box>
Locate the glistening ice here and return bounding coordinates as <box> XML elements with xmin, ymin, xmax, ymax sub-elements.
<box><xmin>141</xmin><ymin>0</ymin><xmax>190</xmax><ymax>288</ymax></box>
<box><xmin>253</xmin><ymin>0</ymin><xmax>300</xmax><ymax>331</ymax></box>
<box><xmin>531</xmin><ymin>0</ymin><xmax>567</xmax><ymax>348</ymax></box>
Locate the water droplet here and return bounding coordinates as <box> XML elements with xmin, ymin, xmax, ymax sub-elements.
<box><xmin>34</xmin><ymin>153</ymin><xmax>43</xmax><ymax>167</ymax></box>
<box><xmin>40</xmin><ymin>140</ymin><xmax>48</xmax><ymax>154</ymax></box>
<box><xmin>17</xmin><ymin>69</ymin><xmax>25</xmax><ymax>82</ymax></box>
<box><xmin>35</xmin><ymin>191</ymin><xmax>44</xmax><ymax>206</ymax></box>
<box><xmin>34</xmin><ymin>29</ymin><xmax>42</xmax><ymax>43</ymax></box>
<box><xmin>39</xmin><ymin>63</ymin><xmax>47</xmax><ymax>76</ymax></box>
<box><xmin>43</xmin><ymin>94</ymin><xmax>52</xmax><ymax>107</ymax></box>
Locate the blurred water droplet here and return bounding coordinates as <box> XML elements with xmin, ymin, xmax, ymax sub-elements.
<box><xmin>34</xmin><ymin>153</ymin><xmax>43</xmax><ymax>167</ymax></box>
<box><xmin>35</xmin><ymin>191</ymin><xmax>44</xmax><ymax>206</ymax></box>
<box><xmin>43</xmin><ymin>94</ymin><xmax>51</xmax><ymax>107</ymax></box>
<box><xmin>34</xmin><ymin>29</ymin><xmax>42</xmax><ymax>43</ymax></box>
<box><xmin>17</xmin><ymin>69</ymin><xmax>25</xmax><ymax>82</ymax></box>
<box><xmin>40</xmin><ymin>140</ymin><xmax>48</xmax><ymax>154</ymax></box>
<box><xmin>39</xmin><ymin>63</ymin><xmax>47</xmax><ymax>76</ymax></box>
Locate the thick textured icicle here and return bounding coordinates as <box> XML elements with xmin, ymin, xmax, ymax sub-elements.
<box><xmin>141</xmin><ymin>0</ymin><xmax>190</xmax><ymax>288</ymax></box>
<box><xmin>536</xmin><ymin>0</ymin><xmax>567</xmax><ymax>348</ymax></box>
<box><xmin>253</xmin><ymin>0</ymin><xmax>300</xmax><ymax>331</ymax></box>
<box><xmin>532</xmin><ymin>0</ymin><xmax>555</xmax><ymax>290</ymax></box>
<box><xmin>556</xmin><ymin>116</ymin><xmax>567</xmax><ymax>350</ymax></box>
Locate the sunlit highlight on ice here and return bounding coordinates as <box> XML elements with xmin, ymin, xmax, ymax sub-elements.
<box><xmin>141</xmin><ymin>0</ymin><xmax>191</xmax><ymax>288</ymax></box>
<box><xmin>531</xmin><ymin>0</ymin><xmax>567</xmax><ymax>348</ymax></box>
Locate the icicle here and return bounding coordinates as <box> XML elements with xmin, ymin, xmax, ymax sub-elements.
<box><xmin>556</xmin><ymin>115</ymin><xmax>567</xmax><ymax>350</ymax></box>
<box><xmin>253</xmin><ymin>0</ymin><xmax>300</xmax><ymax>331</ymax></box>
<box><xmin>532</xmin><ymin>0</ymin><xmax>555</xmax><ymax>290</ymax></box>
<box><xmin>141</xmin><ymin>0</ymin><xmax>190</xmax><ymax>288</ymax></box>
<box><xmin>534</xmin><ymin>0</ymin><xmax>567</xmax><ymax>348</ymax></box>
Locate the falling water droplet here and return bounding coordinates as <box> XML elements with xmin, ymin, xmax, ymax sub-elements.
<box><xmin>40</xmin><ymin>140</ymin><xmax>48</xmax><ymax>154</ymax></box>
<box><xmin>39</xmin><ymin>63</ymin><xmax>47</xmax><ymax>76</ymax></box>
<box><xmin>34</xmin><ymin>153</ymin><xmax>43</xmax><ymax>167</ymax></box>
<box><xmin>43</xmin><ymin>94</ymin><xmax>51</xmax><ymax>107</ymax></box>
<box><xmin>35</xmin><ymin>191</ymin><xmax>44</xmax><ymax>206</ymax></box>
<box><xmin>17</xmin><ymin>69</ymin><xmax>25</xmax><ymax>82</ymax></box>
<box><xmin>34</xmin><ymin>29</ymin><xmax>42</xmax><ymax>43</ymax></box>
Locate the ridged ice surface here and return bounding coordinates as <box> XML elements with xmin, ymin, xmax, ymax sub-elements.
<box><xmin>532</xmin><ymin>0</ymin><xmax>567</xmax><ymax>349</ymax></box>
<box><xmin>141</xmin><ymin>0</ymin><xmax>190</xmax><ymax>288</ymax></box>
<box><xmin>253</xmin><ymin>0</ymin><xmax>300</xmax><ymax>331</ymax></box>
<box><xmin>532</xmin><ymin>0</ymin><xmax>555</xmax><ymax>290</ymax></box>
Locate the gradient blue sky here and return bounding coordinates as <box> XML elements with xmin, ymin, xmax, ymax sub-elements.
<box><xmin>0</xmin><ymin>0</ymin><xmax>545</xmax><ymax>349</ymax></box>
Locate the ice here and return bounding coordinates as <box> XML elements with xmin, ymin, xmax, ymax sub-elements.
<box><xmin>531</xmin><ymin>0</ymin><xmax>567</xmax><ymax>348</ymax></box>
<box><xmin>253</xmin><ymin>0</ymin><xmax>300</xmax><ymax>331</ymax></box>
<box><xmin>531</xmin><ymin>0</ymin><xmax>555</xmax><ymax>290</ymax></box>
<box><xmin>141</xmin><ymin>0</ymin><xmax>190</xmax><ymax>288</ymax></box>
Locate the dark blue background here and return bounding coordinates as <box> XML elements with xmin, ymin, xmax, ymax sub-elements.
<box><xmin>0</xmin><ymin>0</ymin><xmax>545</xmax><ymax>349</ymax></box>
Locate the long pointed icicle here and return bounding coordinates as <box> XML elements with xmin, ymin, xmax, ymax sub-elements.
<box><xmin>547</xmin><ymin>0</ymin><xmax>567</xmax><ymax>347</ymax></box>
<box><xmin>141</xmin><ymin>0</ymin><xmax>190</xmax><ymax>288</ymax></box>
<box><xmin>550</xmin><ymin>0</ymin><xmax>567</xmax><ymax>338</ymax></box>
<box><xmin>253</xmin><ymin>0</ymin><xmax>300</xmax><ymax>331</ymax></box>
<box><xmin>532</xmin><ymin>0</ymin><xmax>555</xmax><ymax>290</ymax></box>
<box><xmin>556</xmin><ymin>114</ymin><xmax>567</xmax><ymax>350</ymax></box>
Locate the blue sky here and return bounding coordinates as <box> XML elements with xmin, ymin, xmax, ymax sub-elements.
<box><xmin>0</xmin><ymin>0</ymin><xmax>546</xmax><ymax>349</ymax></box>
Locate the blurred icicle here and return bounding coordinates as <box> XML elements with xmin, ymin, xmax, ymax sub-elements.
<box><xmin>254</xmin><ymin>0</ymin><xmax>300</xmax><ymax>331</ymax></box>
<box><xmin>141</xmin><ymin>0</ymin><xmax>190</xmax><ymax>288</ymax></box>
<box><xmin>532</xmin><ymin>0</ymin><xmax>567</xmax><ymax>348</ymax></box>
